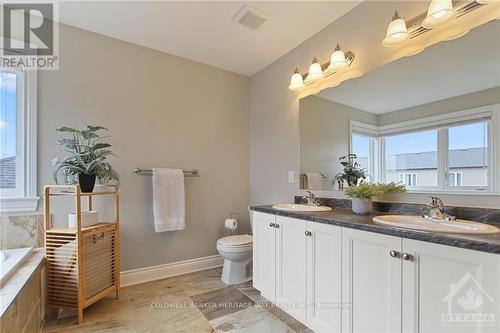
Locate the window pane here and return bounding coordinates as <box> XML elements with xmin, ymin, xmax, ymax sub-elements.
<box><xmin>385</xmin><ymin>129</ymin><xmax>437</xmax><ymax>187</ymax></box>
<box><xmin>352</xmin><ymin>134</ymin><xmax>371</xmax><ymax>179</ymax></box>
<box><xmin>0</xmin><ymin>71</ymin><xmax>17</xmax><ymax>189</ymax></box>
<box><xmin>448</xmin><ymin>121</ymin><xmax>488</xmax><ymax>188</ymax></box>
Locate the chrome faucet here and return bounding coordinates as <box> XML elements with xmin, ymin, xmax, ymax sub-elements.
<box><xmin>304</xmin><ymin>191</ymin><xmax>321</xmax><ymax>206</ymax></box>
<box><xmin>423</xmin><ymin>196</ymin><xmax>456</xmax><ymax>221</ymax></box>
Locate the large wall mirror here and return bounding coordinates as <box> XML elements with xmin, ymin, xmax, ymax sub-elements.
<box><xmin>299</xmin><ymin>20</ymin><xmax>500</xmax><ymax>195</ymax></box>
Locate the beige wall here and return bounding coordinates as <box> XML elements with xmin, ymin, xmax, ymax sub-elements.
<box><xmin>250</xmin><ymin>1</ymin><xmax>500</xmax><ymax>208</ymax></box>
<box><xmin>378</xmin><ymin>87</ymin><xmax>500</xmax><ymax>125</ymax></box>
<box><xmin>37</xmin><ymin>24</ymin><xmax>249</xmax><ymax>270</ymax></box>
<box><xmin>300</xmin><ymin>96</ymin><xmax>377</xmax><ymax>190</ymax></box>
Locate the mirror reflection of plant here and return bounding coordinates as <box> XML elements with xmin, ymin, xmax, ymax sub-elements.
<box><xmin>51</xmin><ymin>125</ymin><xmax>119</xmax><ymax>184</ymax></box>
<box><xmin>344</xmin><ymin>182</ymin><xmax>406</xmax><ymax>199</ymax></box>
<box><xmin>332</xmin><ymin>154</ymin><xmax>367</xmax><ymax>188</ymax></box>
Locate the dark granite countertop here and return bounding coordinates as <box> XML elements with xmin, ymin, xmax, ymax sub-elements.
<box><xmin>250</xmin><ymin>205</ymin><xmax>500</xmax><ymax>254</ymax></box>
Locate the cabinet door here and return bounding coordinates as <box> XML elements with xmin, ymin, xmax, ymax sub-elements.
<box><xmin>306</xmin><ymin>222</ymin><xmax>342</xmax><ymax>333</ymax></box>
<box><xmin>402</xmin><ymin>239</ymin><xmax>500</xmax><ymax>333</ymax></box>
<box><xmin>342</xmin><ymin>228</ymin><xmax>402</xmax><ymax>333</ymax></box>
<box><xmin>252</xmin><ymin>212</ymin><xmax>277</xmax><ymax>302</ymax></box>
<box><xmin>276</xmin><ymin>216</ymin><xmax>308</xmax><ymax>322</ymax></box>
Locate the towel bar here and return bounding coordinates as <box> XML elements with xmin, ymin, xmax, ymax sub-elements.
<box><xmin>133</xmin><ymin>168</ymin><xmax>200</xmax><ymax>177</ymax></box>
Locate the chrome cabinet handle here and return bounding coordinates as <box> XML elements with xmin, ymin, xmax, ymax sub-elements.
<box><xmin>402</xmin><ymin>253</ymin><xmax>413</xmax><ymax>261</ymax></box>
<box><xmin>389</xmin><ymin>250</ymin><xmax>400</xmax><ymax>258</ymax></box>
<box><xmin>305</xmin><ymin>231</ymin><xmax>312</xmax><ymax>236</ymax></box>
<box><xmin>269</xmin><ymin>223</ymin><xmax>275</xmax><ymax>228</ymax></box>
<box><xmin>275</xmin><ymin>224</ymin><xmax>280</xmax><ymax>229</ymax></box>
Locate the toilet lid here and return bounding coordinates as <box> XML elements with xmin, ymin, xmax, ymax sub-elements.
<box><xmin>217</xmin><ymin>234</ymin><xmax>253</xmax><ymax>247</ymax></box>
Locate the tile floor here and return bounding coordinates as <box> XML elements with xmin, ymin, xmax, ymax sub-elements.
<box><xmin>42</xmin><ymin>267</ymin><xmax>313</xmax><ymax>333</ymax></box>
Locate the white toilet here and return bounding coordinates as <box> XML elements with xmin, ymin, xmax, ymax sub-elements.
<box><xmin>216</xmin><ymin>234</ymin><xmax>253</xmax><ymax>285</ymax></box>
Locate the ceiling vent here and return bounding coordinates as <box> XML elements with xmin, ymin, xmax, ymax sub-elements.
<box><xmin>232</xmin><ymin>4</ymin><xmax>269</xmax><ymax>30</ymax></box>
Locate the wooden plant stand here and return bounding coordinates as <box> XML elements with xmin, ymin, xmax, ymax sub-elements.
<box><xmin>44</xmin><ymin>184</ymin><xmax>120</xmax><ymax>324</ymax></box>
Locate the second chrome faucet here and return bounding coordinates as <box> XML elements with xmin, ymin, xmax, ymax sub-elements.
<box><xmin>423</xmin><ymin>196</ymin><xmax>456</xmax><ymax>221</ymax></box>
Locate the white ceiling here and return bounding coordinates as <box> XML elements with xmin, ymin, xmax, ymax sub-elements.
<box><xmin>57</xmin><ymin>1</ymin><xmax>362</xmax><ymax>76</ymax></box>
<box><xmin>317</xmin><ymin>20</ymin><xmax>500</xmax><ymax>114</ymax></box>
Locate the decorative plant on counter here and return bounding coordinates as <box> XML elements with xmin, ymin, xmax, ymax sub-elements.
<box><xmin>332</xmin><ymin>154</ymin><xmax>367</xmax><ymax>189</ymax></box>
<box><xmin>344</xmin><ymin>182</ymin><xmax>406</xmax><ymax>215</ymax></box>
<box><xmin>51</xmin><ymin>125</ymin><xmax>119</xmax><ymax>192</ymax></box>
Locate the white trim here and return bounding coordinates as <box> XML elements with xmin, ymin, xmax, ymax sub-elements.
<box><xmin>0</xmin><ymin>69</ymin><xmax>38</xmax><ymax>212</ymax></box>
<box><xmin>120</xmin><ymin>254</ymin><xmax>224</xmax><ymax>287</ymax></box>
<box><xmin>0</xmin><ymin>197</ymin><xmax>39</xmax><ymax>213</ymax></box>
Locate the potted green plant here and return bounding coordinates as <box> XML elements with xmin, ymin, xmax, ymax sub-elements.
<box><xmin>344</xmin><ymin>182</ymin><xmax>406</xmax><ymax>214</ymax></box>
<box><xmin>332</xmin><ymin>154</ymin><xmax>367</xmax><ymax>189</ymax></box>
<box><xmin>52</xmin><ymin>125</ymin><xmax>119</xmax><ymax>192</ymax></box>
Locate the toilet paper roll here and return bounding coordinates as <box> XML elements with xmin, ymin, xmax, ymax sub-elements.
<box><xmin>224</xmin><ymin>218</ymin><xmax>238</xmax><ymax>230</ymax></box>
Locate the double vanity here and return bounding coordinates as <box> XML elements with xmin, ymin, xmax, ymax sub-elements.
<box><xmin>250</xmin><ymin>203</ymin><xmax>500</xmax><ymax>333</ymax></box>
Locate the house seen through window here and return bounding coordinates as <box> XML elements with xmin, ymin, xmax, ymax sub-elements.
<box><xmin>0</xmin><ymin>70</ymin><xmax>18</xmax><ymax>192</ymax></box>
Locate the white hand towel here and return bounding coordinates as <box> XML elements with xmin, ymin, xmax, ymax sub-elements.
<box><xmin>305</xmin><ymin>172</ymin><xmax>323</xmax><ymax>190</ymax></box>
<box><xmin>152</xmin><ymin>168</ymin><xmax>185</xmax><ymax>232</ymax></box>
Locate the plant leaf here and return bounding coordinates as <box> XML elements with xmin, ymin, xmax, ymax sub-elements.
<box><xmin>57</xmin><ymin>126</ymin><xmax>78</xmax><ymax>133</ymax></box>
<box><xmin>87</xmin><ymin>125</ymin><xmax>108</xmax><ymax>132</ymax></box>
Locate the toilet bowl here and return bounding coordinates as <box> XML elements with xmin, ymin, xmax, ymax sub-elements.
<box><xmin>216</xmin><ymin>234</ymin><xmax>253</xmax><ymax>285</ymax></box>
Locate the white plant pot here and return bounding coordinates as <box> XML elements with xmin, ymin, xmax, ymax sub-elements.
<box><xmin>351</xmin><ymin>198</ymin><xmax>373</xmax><ymax>215</ymax></box>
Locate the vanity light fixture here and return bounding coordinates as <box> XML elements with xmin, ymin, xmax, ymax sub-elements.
<box><xmin>382</xmin><ymin>0</ymin><xmax>490</xmax><ymax>48</ymax></box>
<box><xmin>422</xmin><ymin>0</ymin><xmax>456</xmax><ymax>28</ymax></box>
<box><xmin>306</xmin><ymin>57</ymin><xmax>324</xmax><ymax>82</ymax></box>
<box><xmin>328</xmin><ymin>44</ymin><xmax>348</xmax><ymax>70</ymax></box>
<box><xmin>382</xmin><ymin>11</ymin><xmax>409</xmax><ymax>47</ymax></box>
<box><xmin>288</xmin><ymin>47</ymin><xmax>355</xmax><ymax>91</ymax></box>
<box><xmin>288</xmin><ymin>67</ymin><xmax>305</xmax><ymax>90</ymax></box>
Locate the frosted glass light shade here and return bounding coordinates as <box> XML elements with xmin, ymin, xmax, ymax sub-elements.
<box><xmin>422</xmin><ymin>0</ymin><xmax>456</xmax><ymax>28</ymax></box>
<box><xmin>289</xmin><ymin>68</ymin><xmax>304</xmax><ymax>90</ymax></box>
<box><xmin>328</xmin><ymin>47</ymin><xmax>347</xmax><ymax>70</ymax></box>
<box><xmin>383</xmin><ymin>17</ymin><xmax>409</xmax><ymax>47</ymax></box>
<box><xmin>307</xmin><ymin>58</ymin><xmax>324</xmax><ymax>81</ymax></box>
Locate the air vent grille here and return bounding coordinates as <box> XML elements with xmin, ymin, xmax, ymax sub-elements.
<box><xmin>232</xmin><ymin>5</ymin><xmax>268</xmax><ymax>30</ymax></box>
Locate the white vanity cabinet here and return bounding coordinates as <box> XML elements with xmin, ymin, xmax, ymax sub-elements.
<box><xmin>252</xmin><ymin>211</ymin><xmax>277</xmax><ymax>302</ymax></box>
<box><xmin>252</xmin><ymin>211</ymin><xmax>500</xmax><ymax>333</ymax></box>
<box><xmin>341</xmin><ymin>228</ymin><xmax>402</xmax><ymax>333</ymax></box>
<box><xmin>401</xmin><ymin>239</ymin><xmax>500</xmax><ymax>333</ymax></box>
<box><xmin>306</xmin><ymin>221</ymin><xmax>342</xmax><ymax>333</ymax></box>
<box><xmin>275</xmin><ymin>216</ymin><xmax>308</xmax><ymax>322</ymax></box>
<box><xmin>253</xmin><ymin>212</ymin><xmax>343</xmax><ymax>332</ymax></box>
<box><xmin>342</xmin><ymin>229</ymin><xmax>500</xmax><ymax>333</ymax></box>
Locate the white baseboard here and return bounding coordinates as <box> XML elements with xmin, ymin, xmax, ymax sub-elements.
<box><xmin>120</xmin><ymin>254</ymin><xmax>224</xmax><ymax>287</ymax></box>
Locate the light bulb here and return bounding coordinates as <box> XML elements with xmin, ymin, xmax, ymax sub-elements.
<box><xmin>383</xmin><ymin>11</ymin><xmax>409</xmax><ymax>47</ymax></box>
<box><xmin>422</xmin><ymin>0</ymin><xmax>456</xmax><ymax>29</ymax></box>
<box><xmin>328</xmin><ymin>44</ymin><xmax>347</xmax><ymax>70</ymax></box>
<box><xmin>476</xmin><ymin>0</ymin><xmax>491</xmax><ymax>4</ymax></box>
<box><xmin>288</xmin><ymin>68</ymin><xmax>304</xmax><ymax>90</ymax></box>
<box><xmin>306</xmin><ymin>57</ymin><xmax>324</xmax><ymax>81</ymax></box>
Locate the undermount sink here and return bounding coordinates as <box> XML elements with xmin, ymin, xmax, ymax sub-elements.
<box><xmin>373</xmin><ymin>215</ymin><xmax>500</xmax><ymax>235</ymax></box>
<box><xmin>272</xmin><ymin>203</ymin><xmax>332</xmax><ymax>212</ymax></box>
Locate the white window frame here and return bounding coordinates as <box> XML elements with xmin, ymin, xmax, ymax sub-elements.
<box><xmin>350</xmin><ymin>104</ymin><xmax>500</xmax><ymax>195</ymax></box>
<box><xmin>0</xmin><ymin>69</ymin><xmax>38</xmax><ymax>213</ymax></box>
<box><xmin>399</xmin><ymin>173</ymin><xmax>418</xmax><ymax>187</ymax></box>
<box><xmin>448</xmin><ymin>172</ymin><xmax>463</xmax><ymax>187</ymax></box>
<box><xmin>350</xmin><ymin>133</ymin><xmax>378</xmax><ymax>182</ymax></box>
